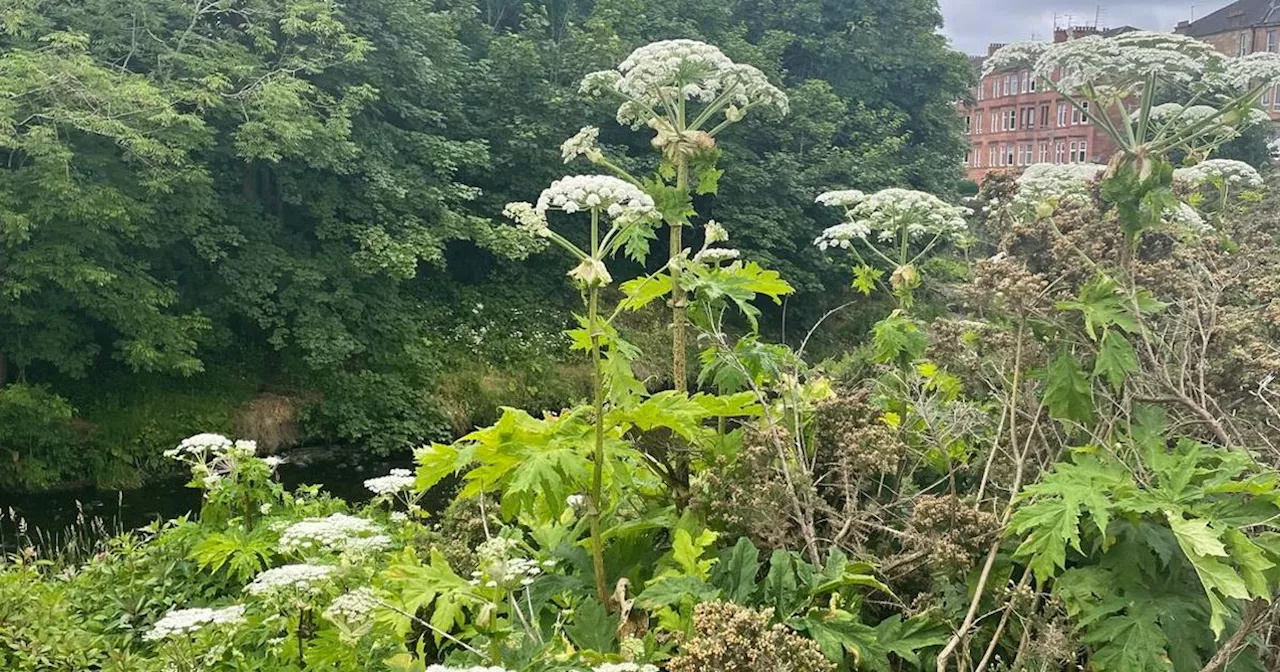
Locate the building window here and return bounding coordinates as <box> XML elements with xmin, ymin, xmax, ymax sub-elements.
<box><xmin>1029</xmin><ymin>75</ymin><xmax>1037</xmax><ymax>92</ymax></box>
<box><xmin>977</xmin><ymin>81</ymin><xmax>985</xmax><ymax>101</ymax></box>
<box><xmin>976</xmin><ymin>112</ymin><xmax>983</xmax><ymax>134</ymax></box>
<box><xmin>965</xmin><ymin>115</ymin><xmax>972</xmax><ymax>133</ymax></box>
<box><xmin>990</xmin><ymin>145</ymin><xmax>998</xmax><ymax>167</ymax></box>
<box><xmin>1057</xmin><ymin>103</ymin><xmax>1068</xmax><ymax>127</ymax></box>
<box><xmin>1005</xmin><ymin>144</ymin><xmax>1015</xmax><ymax>166</ymax></box>
<box><xmin>1266</xmin><ymin>87</ymin><xmax>1273</xmax><ymax>107</ymax></box>
<box><xmin>1025</xmin><ymin>143</ymin><xmax>1034</xmax><ymax>165</ymax></box>
<box><xmin>1269</xmin><ymin>30</ymin><xmax>1278</xmax><ymax>53</ymax></box>
<box><xmin>1007</xmin><ymin>108</ymin><xmax>1018</xmax><ymax>130</ymax></box>
<box><xmin>1239</xmin><ymin>33</ymin><xmax>1249</xmax><ymax>57</ymax></box>
<box><xmin>1068</xmin><ymin>141</ymin><xmax>1077</xmax><ymax>163</ymax></box>
<box><xmin>1021</xmin><ymin>71</ymin><xmax>1030</xmax><ymax>94</ymax></box>
<box><xmin>1055</xmin><ymin>142</ymin><xmax>1066</xmax><ymax>164</ymax></box>
<box><xmin>1274</xmin><ymin>84</ymin><xmax>1280</xmax><ymax>109</ymax></box>
<box><xmin>1077</xmin><ymin>140</ymin><xmax>1088</xmax><ymax>163</ymax></box>
<box><xmin>1039</xmin><ymin>143</ymin><xmax>1049</xmax><ymax>163</ymax></box>
<box><xmin>1081</xmin><ymin>100</ymin><xmax>1090</xmax><ymax>123</ymax></box>
<box><xmin>1040</xmin><ymin>105</ymin><xmax>1050</xmax><ymax>127</ymax></box>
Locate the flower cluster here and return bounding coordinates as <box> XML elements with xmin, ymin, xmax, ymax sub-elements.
<box><xmin>1173</xmin><ymin>159</ymin><xmax>1265</xmax><ymax>191</ymax></box>
<box><xmin>561</xmin><ymin>126</ymin><xmax>603</xmax><ymax>164</ymax></box>
<box><xmin>323</xmin><ymin>586</ymin><xmax>379</xmax><ymax>627</ymax></box>
<box><xmin>1009</xmin><ymin>163</ymin><xmax>1105</xmax><ymax>218</ymax></box>
<box><xmin>1216</xmin><ymin>52</ymin><xmax>1280</xmax><ymax>91</ymax></box>
<box><xmin>580</xmin><ymin>39</ymin><xmax>787</xmax><ymax>128</ymax></box>
<box><xmin>468</xmin><ymin>537</ymin><xmax>553</xmax><ymax>590</ymax></box>
<box><xmin>246</xmin><ymin>564</ymin><xmax>334</xmax><ymax>596</ymax></box>
<box><xmin>533</xmin><ymin>175</ymin><xmax>657</xmax><ymax>221</ymax></box>
<box><xmin>586</xmin><ymin>665</ymin><xmax>659</xmax><ymax>672</ymax></box>
<box><xmin>363</xmin><ymin>468</ymin><xmax>415</xmax><ymax>496</ymax></box>
<box><xmin>814</xmin><ymin>190</ymin><xmax>866</xmax><ymax>208</ymax></box>
<box><xmin>278</xmin><ymin>513</ymin><xmax>389</xmax><ymax>555</ymax></box>
<box><xmin>163</xmin><ymin>433</ymin><xmax>261</xmax><ymax>489</ymax></box>
<box><xmin>814</xmin><ymin>188</ymin><xmax>969</xmax><ymax>250</ymax></box>
<box><xmin>143</xmin><ymin>605</ymin><xmax>246</xmax><ymax>641</ymax></box>
<box><xmin>693</xmin><ymin>248</ymin><xmax>741</xmax><ymax>265</ymax></box>
<box><xmin>164</xmin><ymin>433</ymin><xmax>233</xmax><ymax>458</ymax></box>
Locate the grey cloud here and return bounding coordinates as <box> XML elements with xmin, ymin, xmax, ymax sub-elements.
<box><xmin>939</xmin><ymin>0</ymin><xmax>1223</xmax><ymax>55</ymax></box>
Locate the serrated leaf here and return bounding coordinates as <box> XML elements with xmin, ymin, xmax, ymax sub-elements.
<box><xmin>636</xmin><ymin>575</ymin><xmax>719</xmax><ymax>608</ymax></box>
<box><xmin>1044</xmin><ymin>350</ymin><xmax>1095</xmax><ymax>424</ymax></box>
<box><xmin>852</xmin><ymin>264</ymin><xmax>884</xmax><ymax>296</ymax></box>
<box><xmin>1168</xmin><ymin>514</ymin><xmax>1251</xmax><ymax>638</ymax></box>
<box><xmin>565</xmin><ymin>598</ymin><xmax>617</xmax><ymax>653</ymax></box>
<box><xmin>618</xmin><ymin>274</ymin><xmax>672</xmax><ymax>312</ymax></box>
<box><xmin>1094</xmin><ymin>330</ymin><xmax>1139</xmax><ymax>391</ymax></box>
<box><xmin>672</xmin><ymin>528</ymin><xmax>719</xmax><ymax>580</ymax></box>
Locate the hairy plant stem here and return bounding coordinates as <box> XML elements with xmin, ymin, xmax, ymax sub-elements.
<box><xmin>588</xmin><ymin>209</ymin><xmax>610</xmax><ymax>606</ymax></box>
<box><xmin>1200</xmin><ymin>600</ymin><xmax>1270</xmax><ymax>672</ymax></box>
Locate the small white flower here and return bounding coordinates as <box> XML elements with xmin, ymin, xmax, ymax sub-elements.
<box><xmin>814</xmin><ymin>188</ymin><xmax>968</xmax><ymax>250</ymax></box>
<box><xmin>322</xmin><ymin>587</ymin><xmax>379</xmax><ymax>627</ymax></box>
<box><xmin>263</xmin><ymin>456</ymin><xmax>285</xmax><ymax>469</ymax></box>
<box><xmin>278</xmin><ymin>514</ymin><xmax>387</xmax><ymax>555</ymax></box>
<box><xmin>1173</xmin><ymin>159</ymin><xmax>1265</xmax><ymax>191</ymax></box>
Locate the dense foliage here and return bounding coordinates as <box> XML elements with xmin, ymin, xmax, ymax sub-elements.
<box><xmin>7</xmin><ymin>26</ymin><xmax>1280</xmax><ymax>672</ymax></box>
<box><xmin>0</xmin><ymin>0</ymin><xmax>971</xmax><ymax>490</ymax></box>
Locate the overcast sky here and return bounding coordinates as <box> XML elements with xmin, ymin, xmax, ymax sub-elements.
<box><xmin>938</xmin><ymin>0</ymin><xmax>1230</xmax><ymax>55</ymax></box>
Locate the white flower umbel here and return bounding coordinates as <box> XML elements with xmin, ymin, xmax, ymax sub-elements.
<box><xmin>815</xmin><ymin>190</ymin><xmax>867</xmax><ymax>208</ymax></box>
<box><xmin>143</xmin><ymin>605</ymin><xmax>246</xmax><ymax>641</ymax></box>
<box><xmin>323</xmin><ymin>586</ymin><xmax>379</xmax><ymax>626</ymax></box>
<box><xmin>1173</xmin><ymin>159</ymin><xmax>1265</xmax><ymax>191</ymax></box>
<box><xmin>534</xmin><ymin>175</ymin><xmax>656</xmax><ymax>222</ymax></box>
<box><xmin>704</xmin><ymin>219</ymin><xmax>729</xmax><ymax>244</ymax></box>
<box><xmin>987</xmin><ymin>32</ymin><xmax>1280</xmax><ymax>160</ymax></box>
<box><xmin>1166</xmin><ymin>201</ymin><xmax>1211</xmax><ymax>233</ymax></box>
<box><xmin>814</xmin><ymin>188</ymin><xmax>969</xmax><ymax>251</ymax></box>
<box><xmin>363</xmin><ymin>469</ymin><xmax>415</xmax><ymax>496</ymax></box>
<box><xmin>246</xmin><ymin>564</ymin><xmax>334</xmax><ymax>596</ymax></box>
<box><xmin>278</xmin><ymin>513</ymin><xmax>388</xmax><ymax>556</ymax></box>
<box><xmin>693</xmin><ymin>248</ymin><xmax>741</xmax><ymax>265</ymax></box>
<box><xmin>1009</xmin><ymin>163</ymin><xmax>1106</xmax><ymax>218</ymax></box>
<box><xmin>588</xmin><ymin>665</ymin><xmax>660</xmax><ymax>672</ymax></box>
<box><xmin>579</xmin><ymin>39</ymin><xmax>787</xmax><ymax>131</ymax></box>
<box><xmin>562</xmin><ymin>126</ymin><xmax>603</xmax><ymax>164</ymax></box>
<box><xmin>165</xmin><ymin>433</ymin><xmax>232</xmax><ymax>458</ymax></box>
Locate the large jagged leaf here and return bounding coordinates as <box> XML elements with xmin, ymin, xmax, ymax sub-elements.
<box><xmin>565</xmin><ymin>598</ymin><xmax>618</xmax><ymax>653</ymax></box>
<box><xmin>618</xmin><ymin>274</ymin><xmax>672</xmax><ymax>312</ymax></box>
<box><xmin>1094</xmin><ymin>329</ymin><xmax>1139</xmax><ymax>391</ymax></box>
<box><xmin>672</xmin><ymin>529</ymin><xmax>719</xmax><ymax>580</ymax></box>
<box><xmin>1083</xmin><ymin>606</ymin><xmax>1174</xmax><ymax>672</ymax></box>
<box><xmin>1168</xmin><ymin>514</ymin><xmax>1250</xmax><ymax>638</ymax></box>
<box><xmin>635</xmin><ymin>575</ymin><xmax>719</xmax><ymax>609</ymax></box>
<box><xmin>1044</xmin><ymin>350</ymin><xmax>1095</xmax><ymax>425</ymax></box>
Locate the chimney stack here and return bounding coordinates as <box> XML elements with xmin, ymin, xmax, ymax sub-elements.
<box><xmin>987</xmin><ymin>42</ymin><xmax>1007</xmax><ymax>56</ymax></box>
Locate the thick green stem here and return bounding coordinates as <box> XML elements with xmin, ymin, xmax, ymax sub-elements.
<box><xmin>587</xmin><ymin>210</ymin><xmax>609</xmax><ymax>606</ymax></box>
<box><xmin>670</xmin><ymin>157</ymin><xmax>690</xmax><ymax>394</ymax></box>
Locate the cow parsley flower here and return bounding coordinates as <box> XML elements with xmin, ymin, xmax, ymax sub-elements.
<box><xmin>562</xmin><ymin>126</ymin><xmax>603</xmax><ymax>164</ymax></box>
<box><xmin>1173</xmin><ymin>159</ymin><xmax>1265</xmax><ymax>190</ymax></box>
<box><xmin>469</xmin><ymin>537</ymin><xmax>544</xmax><ymax>590</ymax></box>
<box><xmin>534</xmin><ymin>175</ymin><xmax>657</xmax><ymax>223</ymax></box>
<box><xmin>278</xmin><ymin>514</ymin><xmax>387</xmax><ymax>555</ymax></box>
<box><xmin>246</xmin><ymin>564</ymin><xmax>334</xmax><ymax>596</ymax></box>
<box><xmin>814</xmin><ymin>188</ymin><xmax>969</xmax><ymax>250</ymax></box>
<box><xmin>143</xmin><ymin>605</ymin><xmax>246</xmax><ymax>641</ymax></box>
<box><xmin>364</xmin><ymin>469</ymin><xmax>415</xmax><ymax>496</ymax></box>
<box><xmin>1166</xmin><ymin>202</ymin><xmax>1210</xmax><ymax>233</ymax></box>
<box><xmin>580</xmin><ymin>39</ymin><xmax>787</xmax><ymax>129</ymax></box>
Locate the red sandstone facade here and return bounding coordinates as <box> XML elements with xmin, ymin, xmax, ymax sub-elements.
<box><xmin>960</xmin><ymin>26</ymin><xmax>1124</xmax><ymax>183</ymax></box>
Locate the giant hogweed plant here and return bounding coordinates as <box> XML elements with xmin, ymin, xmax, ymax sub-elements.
<box><xmin>985</xmin><ymin>31</ymin><xmax>1280</xmax><ymax>246</ymax></box>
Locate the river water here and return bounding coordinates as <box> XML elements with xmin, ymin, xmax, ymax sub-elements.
<box><xmin>0</xmin><ymin>447</ymin><xmax>429</xmax><ymax>549</ymax></box>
